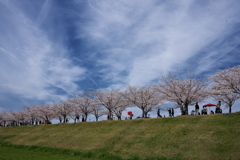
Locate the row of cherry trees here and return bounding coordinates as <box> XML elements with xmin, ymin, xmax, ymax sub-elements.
<box><xmin>0</xmin><ymin>65</ymin><xmax>239</xmax><ymax>126</ymax></box>
<box><xmin>0</xmin><ymin>87</ymin><xmax>164</xmax><ymax>126</ymax></box>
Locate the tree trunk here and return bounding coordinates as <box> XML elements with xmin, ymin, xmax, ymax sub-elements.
<box><xmin>185</xmin><ymin>104</ymin><xmax>189</xmax><ymax>115</ymax></box>
<box><xmin>142</xmin><ymin>109</ymin><xmax>145</xmax><ymax>118</ymax></box>
<box><xmin>229</xmin><ymin>105</ymin><xmax>232</xmax><ymax>113</ymax></box>
<box><xmin>63</xmin><ymin>115</ymin><xmax>66</xmax><ymax>123</ymax></box>
<box><xmin>180</xmin><ymin>108</ymin><xmax>183</xmax><ymax>115</ymax></box>
<box><xmin>59</xmin><ymin>117</ymin><xmax>62</xmax><ymax>123</ymax></box>
<box><xmin>145</xmin><ymin>112</ymin><xmax>148</xmax><ymax>118</ymax></box>
<box><xmin>108</xmin><ymin>110</ymin><xmax>112</xmax><ymax>120</ymax></box>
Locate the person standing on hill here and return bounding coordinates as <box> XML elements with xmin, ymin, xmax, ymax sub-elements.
<box><xmin>157</xmin><ymin>109</ymin><xmax>160</xmax><ymax>118</ymax></box>
<box><xmin>130</xmin><ymin>113</ymin><xmax>133</xmax><ymax>120</ymax></box>
<box><xmin>216</xmin><ymin>101</ymin><xmax>221</xmax><ymax>109</ymax></box>
<box><xmin>195</xmin><ymin>102</ymin><xmax>199</xmax><ymax>115</ymax></box>
<box><xmin>202</xmin><ymin>106</ymin><xmax>207</xmax><ymax>115</ymax></box>
<box><xmin>216</xmin><ymin>101</ymin><xmax>221</xmax><ymax>113</ymax></box>
<box><xmin>168</xmin><ymin>108</ymin><xmax>172</xmax><ymax>117</ymax></box>
<box><xmin>171</xmin><ymin>108</ymin><xmax>174</xmax><ymax>117</ymax></box>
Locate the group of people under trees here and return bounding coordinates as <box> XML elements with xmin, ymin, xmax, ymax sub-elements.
<box><xmin>167</xmin><ymin>108</ymin><xmax>174</xmax><ymax>117</ymax></box>
<box><xmin>191</xmin><ymin>101</ymin><xmax>222</xmax><ymax>115</ymax></box>
<box><xmin>157</xmin><ymin>101</ymin><xmax>222</xmax><ymax>118</ymax></box>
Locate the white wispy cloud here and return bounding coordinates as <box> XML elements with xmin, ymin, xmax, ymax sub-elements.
<box><xmin>76</xmin><ymin>0</ymin><xmax>240</xmax><ymax>87</ymax></box>
<box><xmin>35</xmin><ymin>0</ymin><xmax>52</xmax><ymax>26</ymax></box>
<box><xmin>0</xmin><ymin>1</ymin><xmax>85</xmax><ymax>102</ymax></box>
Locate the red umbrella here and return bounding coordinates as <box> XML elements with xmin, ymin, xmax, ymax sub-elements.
<box><xmin>127</xmin><ymin>111</ymin><xmax>132</xmax><ymax>116</ymax></box>
<box><xmin>203</xmin><ymin>103</ymin><xmax>216</xmax><ymax>107</ymax></box>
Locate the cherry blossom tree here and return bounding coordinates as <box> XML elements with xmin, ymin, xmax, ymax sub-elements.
<box><xmin>211</xmin><ymin>92</ymin><xmax>239</xmax><ymax>113</ymax></box>
<box><xmin>24</xmin><ymin>105</ymin><xmax>39</xmax><ymax>125</ymax></box>
<box><xmin>108</xmin><ymin>95</ymin><xmax>130</xmax><ymax>120</ymax></box>
<box><xmin>35</xmin><ymin>104</ymin><xmax>55</xmax><ymax>124</ymax></box>
<box><xmin>52</xmin><ymin>103</ymin><xmax>64</xmax><ymax>123</ymax></box>
<box><xmin>53</xmin><ymin>102</ymin><xmax>73</xmax><ymax>123</ymax></box>
<box><xmin>91</xmin><ymin>105</ymin><xmax>106</xmax><ymax>121</ymax></box>
<box><xmin>112</xmin><ymin>100</ymin><xmax>129</xmax><ymax>120</ymax></box>
<box><xmin>70</xmin><ymin>92</ymin><xmax>94</xmax><ymax>122</ymax></box>
<box><xmin>0</xmin><ymin>110</ymin><xmax>27</xmax><ymax>126</ymax></box>
<box><xmin>156</xmin><ymin>72</ymin><xmax>209</xmax><ymax>115</ymax></box>
<box><xmin>124</xmin><ymin>85</ymin><xmax>164</xmax><ymax>118</ymax></box>
<box><xmin>210</xmin><ymin>65</ymin><xmax>240</xmax><ymax>95</ymax></box>
<box><xmin>70</xmin><ymin>103</ymin><xmax>81</xmax><ymax>123</ymax></box>
<box><xmin>209</xmin><ymin>65</ymin><xmax>240</xmax><ymax>113</ymax></box>
<box><xmin>16</xmin><ymin>110</ymin><xmax>28</xmax><ymax>125</ymax></box>
<box><xmin>0</xmin><ymin>113</ymin><xmax>4</xmax><ymax>126</ymax></box>
<box><xmin>0</xmin><ymin>112</ymin><xmax>3</xmax><ymax>126</ymax></box>
<box><xmin>94</xmin><ymin>89</ymin><xmax>123</xmax><ymax>120</ymax></box>
<box><xmin>0</xmin><ymin>111</ymin><xmax>14</xmax><ymax>126</ymax></box>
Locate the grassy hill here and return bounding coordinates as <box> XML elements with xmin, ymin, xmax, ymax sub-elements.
<box><xmin>0</xmin><ymin>113</ymin><xmax>240</xmax><ymax>160</ymax></box>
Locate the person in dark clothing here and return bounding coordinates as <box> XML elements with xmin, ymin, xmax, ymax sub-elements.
<box><xmin>171</xmin><ymin>108</ymin><xmax>174</xmax><ymax>117</ymax></box>
<box><xmin>168</xmin><ymin>108</ymin><xmax>172</xmax><ymax>117</ymax></box>
<box><xmin>76</xmin><ymin>115</ymin><xmax>80</xmax><ymax>122</ymax></box>
<box><xmin>215</xmin><ymin>101</ymin><xmax>221</xmax><ymax>113</ymax></box>
<box><xmin>130</xmin><ymin>113</ymin><xmax>133</xmax><ymax>120</ymax></box>
<box><xmin>157</xmin><ymin>109</ymin><xmax>160</xmax><ymax>118</ymax></box>
<box><xmin>195</xmin><ymin>102</ymin><xmax>199</xmax><ymax>115</ymax></box>
<box><xmin>59</xmin><ymin>116</ymin><xmax>62</xmax><ymax>123</ymax></box>
<box><xmin>202</xmin><ymin>106</ymin><xmax>207</xmax><ymax>115</ymax></box>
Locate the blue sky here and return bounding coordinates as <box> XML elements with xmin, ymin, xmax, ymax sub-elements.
<box><xmin>0</xmin><ymin>0</ymin><xmax>240</xmax><ymax>118</ymax></box>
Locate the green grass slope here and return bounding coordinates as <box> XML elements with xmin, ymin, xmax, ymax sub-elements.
<box><xmin>0</xmin><ymin>144</ymin><xmax>96</xmax><ymax>160</ymax></box>
<box><xmin>0</xmin><ymin>113</ymin><xmax>239</xmax><ymax>160</ymax></box>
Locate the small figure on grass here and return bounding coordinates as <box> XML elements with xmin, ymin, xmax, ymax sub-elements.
<box><xmin>195</xmin><ymin>102</ymin><xmax>199</xmax><ymax>115</ymax></box>
<box><xmin>202</xmin><ymin>106</ymin><xmax>207</xmax><ymax>115</ymax></box>
<box><xmin>171</xmin><ymin>108</ymin><xmax>174</xmax><ymax>117</ymax></box>
<box><xmin>157</xmin><ymin>109</ymin><xmax>161</xmax><ymax>118</ymax></box>
<box><xmin>191</xmin><ymin>110</ymin><xmax>195</xmax><ymax>115</ymax></box>
<box><xmin>168</xmin><ymin>108</ymin><xmax>172</xmax><ymax>117</ymax></box>
<box><xmin>215</xmin><ymin>101</ymin><xmax>221</xmax><ymax>114</ymax></box>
